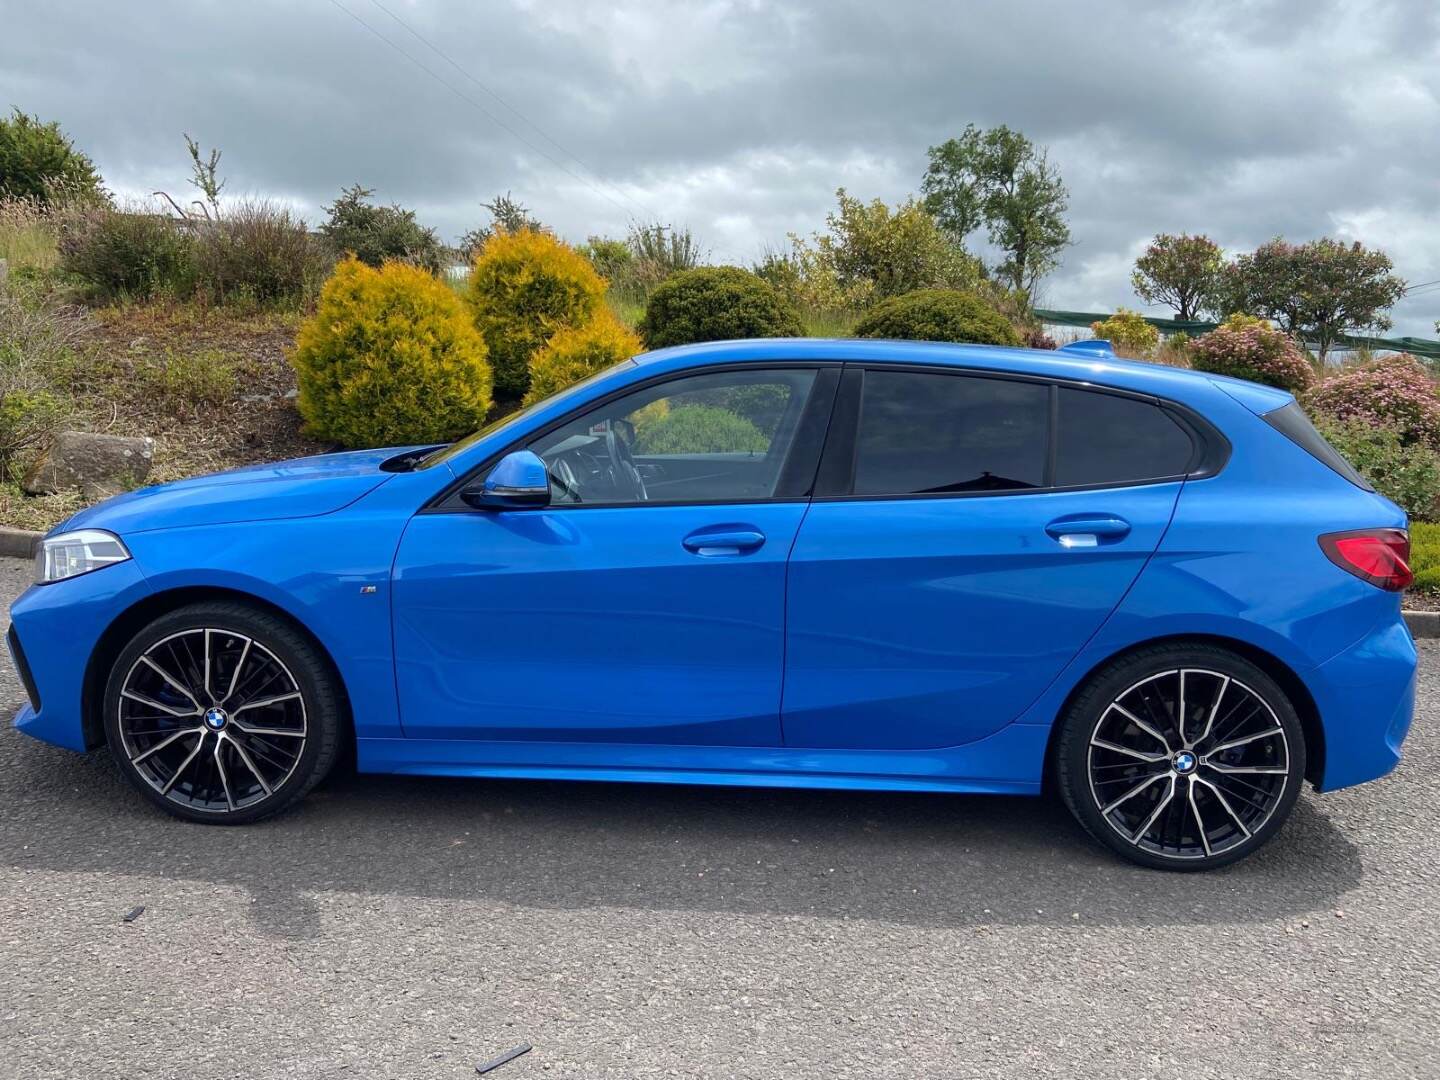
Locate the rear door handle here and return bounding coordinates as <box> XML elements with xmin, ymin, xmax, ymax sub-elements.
<box><xmin>1045</xmin><ymin>515</ymin><xmax>1131</xmax><ymax>548</ymax></box>
<box><xmin>682</xmin><ymin>528</ymin><xmax>766</xmax><ymax>557</ymax></box>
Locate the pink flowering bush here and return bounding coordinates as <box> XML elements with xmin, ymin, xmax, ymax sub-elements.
<box><xmin>1189</xmin><ymin>315</ymin><xmax>1315</xmax><ymax>393</ymax></box>
<box><xmin>1305</xmin><ymin>353</ymin><xmax>1440</xmax><ymax>450</ymax></box>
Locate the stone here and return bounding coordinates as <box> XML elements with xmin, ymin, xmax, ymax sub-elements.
<box><xmin>23</xmin><ymin>430</ymin><xmax>155</xmax><ymax>499</ymax></box>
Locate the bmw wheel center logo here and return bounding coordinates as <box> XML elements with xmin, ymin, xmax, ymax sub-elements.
<box><xmin>1172</xmin><ymin>750</ymin><xmax>1198</xmax><ymax>775</ymax></box>
<box><xmin>204</xmin><ymin>707</ymin><xmax>229</xmax><ymax>731</ymax></box>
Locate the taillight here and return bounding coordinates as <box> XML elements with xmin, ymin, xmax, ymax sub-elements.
<box><xmin>1318</xmin><ymin>528</ymin><xmax>1413</xmax><ymax>591</ymax></box>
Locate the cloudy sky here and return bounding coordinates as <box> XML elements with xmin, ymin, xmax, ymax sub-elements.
<box><xmin>4</xmin><ymin>0</ymin><xmax>1438</xmax><ymax>333</ymax></box>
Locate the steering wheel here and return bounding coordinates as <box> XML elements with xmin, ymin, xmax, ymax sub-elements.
<box><xmin>605</xmin><ymin>423</ymin><xmax>647</xmax><ymax>502</ymax></box>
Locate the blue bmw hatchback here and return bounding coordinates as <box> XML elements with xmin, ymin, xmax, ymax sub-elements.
<box><xmin>7</xmin><ymin>338</ymin><xmax>1417</xmax><ymax>869</ymax></box>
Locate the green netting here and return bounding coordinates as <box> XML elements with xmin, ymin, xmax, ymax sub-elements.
<box><xmin>1034</xmin><ymin>309</ymin><xmax>1440</xmax><ymax>361</ymax></box>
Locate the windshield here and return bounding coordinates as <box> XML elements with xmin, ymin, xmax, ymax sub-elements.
<box><xmin>417</xmin><ymin>358</ymin><xmax>637</xmax><ymax>469</ymax></box>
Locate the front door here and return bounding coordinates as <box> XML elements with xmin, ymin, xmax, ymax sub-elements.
<box><xmin>783</xmin><ymin>367</ymin><xmax>1195</xmax><ymax>750</ymax></box>
<box><xmin>392</xmin><ymin>365</ymin><xmax>834</xmax><ymax>745</ymax></box>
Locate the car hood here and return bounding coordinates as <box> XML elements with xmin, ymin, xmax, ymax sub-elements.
<box><xmin>55</xmin><ymin>446</ymin><xmax>421</xmax><ymax>536</ymax></box>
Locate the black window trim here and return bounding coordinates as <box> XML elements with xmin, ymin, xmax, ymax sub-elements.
<box><xmin>811</xmin><ymin>362</ymin><xmax>1229</xmax><ymax>503</ymax></box>
<box><xmin>423</xmin><ymin>361</ymin><xmax>843</xmax><ymax>513</ymax></box>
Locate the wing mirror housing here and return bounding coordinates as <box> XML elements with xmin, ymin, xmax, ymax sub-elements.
<box><xmin>462</xmin><ymin>450</ymin><xmax>551</xmax><ymax>510</ymax></box>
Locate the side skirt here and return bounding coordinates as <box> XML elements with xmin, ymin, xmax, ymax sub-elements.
<box><xmin>356</xmin><ymin>722</ymin><xmax>1048</xmax><ymax>795</ymax></box>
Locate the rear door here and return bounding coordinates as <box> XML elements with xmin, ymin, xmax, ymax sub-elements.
<box><xmin>781</xmin><ymin>367</ymin><xmax>1198</xmax><ymax>750</ymax></box>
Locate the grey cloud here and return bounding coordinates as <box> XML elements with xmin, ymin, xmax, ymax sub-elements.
<box><xmin>3</xmin><ymin>0</ymin><xmax>1437</xmax><ymax>332</ymax></box>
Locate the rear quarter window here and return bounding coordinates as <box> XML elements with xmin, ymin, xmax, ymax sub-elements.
<box><xmin>1054</xmin><ymin>387</ymin><xmax>1194</xmax><ymax>487</ymax></box>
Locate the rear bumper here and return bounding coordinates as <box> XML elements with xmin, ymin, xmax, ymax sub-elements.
<box><xmin>1311</xmin><ymin>616</ymin><xmax>1416</xmax><ymax>792</ymax></box>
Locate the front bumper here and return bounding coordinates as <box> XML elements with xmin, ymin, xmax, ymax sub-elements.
<box><xmin>1311</xmin><ymin>616</ymin><xmax>1416</xmax><ymax>792</ymax></box>
<box><xmin>8</xmin><ymin>558</ymin><xmax>153</xmax><ymax>752</ymax></box>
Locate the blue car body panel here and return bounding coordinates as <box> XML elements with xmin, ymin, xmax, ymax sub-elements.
<box><xmin>782</xmin><ymin>482</ymin><xmax>1182</xmax><ymax>749</ymax></box>
<box><xmin>392</xmin><ymin>502</ymin><xmax>808</xmax><ymax>744</ymax></box>
<box><xmin>7</xmin><ymin>338</ymin><xmax>1417</xmax><ymax>798</ymax></box>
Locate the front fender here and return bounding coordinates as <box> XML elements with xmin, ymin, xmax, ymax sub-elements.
<box><xmin>124</xmin><ymin>512</ymin><xmax>406</xmax><ymax>739</ymax></box>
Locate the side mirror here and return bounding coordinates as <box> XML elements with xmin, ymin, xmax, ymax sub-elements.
<box><xmin>462</xmin><ymin>450</ymin><xmax>551</xmax><ymax>510</ymax></box>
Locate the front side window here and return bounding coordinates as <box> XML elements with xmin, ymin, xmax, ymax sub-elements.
<box><xmin>852</xmin><ymin>370</ymin><xmax>1048</xmax><ymax>495</ymax></box>
<box><xmin>528</xmin><ymin>369</ymin><xmax>817</xmax><ymax>505</ymax></box>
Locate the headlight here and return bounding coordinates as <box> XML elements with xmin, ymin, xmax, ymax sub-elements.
<box><xmin>35</xmin><ymin>529</ymin><xmax>132</xmax><ymax>584</ymax></box>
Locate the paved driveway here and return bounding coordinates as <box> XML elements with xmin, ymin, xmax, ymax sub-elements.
<box><xmin>0</xmin><ymin>556</ymin><xmax>1435</xmax><ymax>1078</ymax></box>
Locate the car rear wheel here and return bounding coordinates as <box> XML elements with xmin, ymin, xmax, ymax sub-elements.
<box><xmin>103</xmin><ymin>602</ymin><xmax>343</xmax><ymax>824</ymax></box>
<box><xmin>1056</xmin><ymin>643</ymin><xmax>1306</xmax><ymax>871</ymax></box>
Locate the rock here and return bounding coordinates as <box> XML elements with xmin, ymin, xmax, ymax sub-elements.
<box><xmin>283</xmin><ymin>388</ymin><xmax>299</xmax><ymax>401</ymax></box>
<box><xmin>23</xmin><ymin>431</ymin><xmax>155</xmax><ymax>499</ymax></box>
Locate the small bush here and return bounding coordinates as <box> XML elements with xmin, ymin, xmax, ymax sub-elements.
<box><xmin>191</xmin><ymin>200</ymin><xmax>328</xmax><ymax>307</ymax></box>
<box><xmin>1020</xmin><ymin>325</ymin><xmax>1057</xmax><ymax>350</ymax></box>
<box><xmin>0</xmin><ymin>388</ymin><xmax>65</xmax><ymax>479</ymax></box>
<box><xmin>633</xmin><ymin>404</ymin><xmax>768</xmax><ymax>455</ymax></box>
<box><xmin>1314</xmin><ymin>417</ymin><xmax>1440</xmax><ymax>520</ymax></box>
<box><xmin>466</xmin><ymin>229</ymin><xmax>605</xmax><ymax>399</ymax></box>
<box><xmin>292</xmin><ymin>257</ymin><xmax>492</xmax><ymax>447</ymax></box>
<box><xmin>639</xmin><ymin>266</ymin><xmax>803</xmax><ymax>349</ymax></box>
<box><xmin>320</xmin><ymin>185</ymin><xmax>443</xmax><ymax>273</ymax></box>
<box><xmin>1090</xmin><ymin>309</ymin><xmax>1160</xmax><ymax>356</ymax></box>
<box><xmin>57</xmin><ymin>203</ymin><xmax>194</xmax><ymax>300</ymax></box>
<box><xmin>1409</xmin><ymin>521</ymin><xmax>1440</xmax><ymax>591</ymax></box>
<box><xmin>851</xmin><ymin>288</ymin><xmax>1020</xmax><ymax>347</ymax></box>
<box><xmin>523</xmin><ymin>314</ymin><xmax>641</xmax><ymax>406</ymax></box>
<box><xmin>1305</xmin><ymin>353</ymin><xmax>1440</xmax><ymax>449</ymax></box>
<box><xmin>1189</xmin><ymin>314</ymin><xmax>1314</xmax><ymax>392</ymax></box>
<box><xmin>577</xmin><ymin>236</ymin><xmax>633</xmax><ymax>283</ymax></box>
<box><xmin>135</xmin><ymin>347</ymin><xmax>239</xmax><ymax>417</ymax></box>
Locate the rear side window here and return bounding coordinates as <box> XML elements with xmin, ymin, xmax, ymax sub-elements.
<box><xmin>853</xmin><ymin>371</ymin><xmax>1048</xmax><ymax>495</ymax></box>
<box><xmin>1263</xmin><ymin>401</ymin><xmax>1374</xmax><ymax>490</ymax></box>
<box><xmin>1055</xmin><ymin>387</ymin><xmax>1194</xmax><ymax>487</ymax></box>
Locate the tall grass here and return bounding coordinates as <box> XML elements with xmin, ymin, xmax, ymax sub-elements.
<box><xmin>0</xmin><ymin>197</ymin><xmax>60</xmax><ymax>274</ymax></box>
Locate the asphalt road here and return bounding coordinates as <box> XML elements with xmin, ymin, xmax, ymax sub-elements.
<box><xmin>1</xmin><ymin>555</ymin><xmax>1436</xmax><ymax>1080</ymax></box>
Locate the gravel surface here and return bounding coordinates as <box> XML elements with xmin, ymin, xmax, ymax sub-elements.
<box><xmin>1</xmin><ymin>555</ymin><xmax>1435</xmax><ymax>1079</ymax></box>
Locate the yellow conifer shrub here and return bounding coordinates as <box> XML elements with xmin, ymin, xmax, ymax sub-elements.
<box><xmin>291</xmin><ymin>257</ymin><xmax>492</xmax><ymax>448</ymax></box>
<box><xmin>522</xmin><ymin>313</ymin><xmax>643</xmax><ymax>406</ymax></box>
<box><xmin>466</xmin><ymin>229</ymin><xmax>606</xmax><ymax>400</ymax></box>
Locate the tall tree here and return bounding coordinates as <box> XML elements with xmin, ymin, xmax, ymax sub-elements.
<box><xmin>1216</xmin><ymin>238</ymin><xmax>1406</xmax><ymax>361</ymax></box>
<box><xmin>1131</xmin><ymin>233</ymin><xmax>1223</xmax><ymax>321</ymax></box>
<box><xmin>922</xmin><ymin>124</ymin><xmax>1070</xmax><ymax>293</ymax></box>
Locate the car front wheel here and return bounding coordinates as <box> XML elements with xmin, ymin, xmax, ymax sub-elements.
<box><xmin>1056</xmin><ymin>643</ymin><xmax>1306</xmax><ymax>871</ymax></box>
<box><xmin>103</xmin><ymin>602</ymin><xmax>342</xmax><ymax>824</ymax></box>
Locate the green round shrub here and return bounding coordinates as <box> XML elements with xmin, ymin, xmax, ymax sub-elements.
<box><xmin>638</xmin><ymin>266</ymin><xmax>803</xmax><ymax>349</ymax></box>
<box><xmin>633</xmin><ymin>403</ymin><xmax>769</xmax><ymax>455</ymax></box>
<box><xmin>466</xmin><ymin>229</ymin><xmax>605</xmax><ymax>400</ymax></box>
<box><xmin>292</xmin><ymin>256</ymin><xmax>492</xmax><ymax>448</ymax></box>
<box><xmin>852</xmin><ymin>289</ymin><xmax>1020</xmax><ymax>346</ymax></box>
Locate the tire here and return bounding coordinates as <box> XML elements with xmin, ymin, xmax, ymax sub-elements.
<box><xmin>1055</xmin><ymin>642</ymin><xmax>1306</xmax><ymax>871</ymax></box>
<box><xmin>103</xmin><ymin>601</ymin><xmax>343</xmax><ymax>825</ymax></box>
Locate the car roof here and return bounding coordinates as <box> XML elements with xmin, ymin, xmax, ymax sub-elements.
<box><xmin>633</xmin><ymin>337</ymin><xmax>1292</xmax><ymax>411</ymax></box>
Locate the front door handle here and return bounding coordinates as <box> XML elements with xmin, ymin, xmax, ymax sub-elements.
<box><xmin>682</xmin><ymin>528</ymin><xmax>766</xmax><ymax>557</ymax></box>
<box><xmin>1045</xmin><ymin>515</ymin><xmax>1132</xmax><ymax>548</ymax></box>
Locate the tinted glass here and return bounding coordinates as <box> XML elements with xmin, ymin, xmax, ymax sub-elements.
<box><xmin>1263</xmin><ymin>400</ymin><xmax>1372</xmax><ymax>490</ymax></box>
<box><xmin>853</xmin><ymin>371</ymin><xmax>1048</xmax><ymax>495</ymax></box>
<box><xmin>1055</xmin><ymin>387</ymin><xmax>1194</xmax><ymax>487</ymax></box>
<box><xmin>529</xmin><ymin>369</ymin><xmax>816</xmax><ymax>505</ymax></box>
